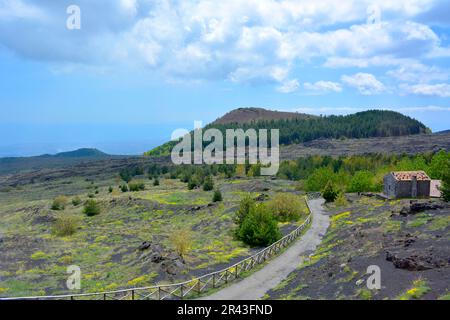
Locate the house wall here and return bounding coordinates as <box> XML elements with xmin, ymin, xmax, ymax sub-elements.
<box><xmin>417</xmin><ymin>180</ymin><xmax>431</xmax><ymax>197</ymax></box>
<box><xmin>396</xmin><ymin>181</ymin><xmax>413</xmax><ymax>198</ymax></box>
<box><xmin>383</xmin><ymin>174</ymin><xmax>431</xmax><ymax>198</ymax></box>
<box><xmin>383</xmin><ymin>174</ymin><xmax>397</xmax><ymax>198</ymax></box>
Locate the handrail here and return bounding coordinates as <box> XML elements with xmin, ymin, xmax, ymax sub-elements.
<box><xmin>1</xmin><ymin>195</ymin><xmax>320</xmax><ymax>300</ymax></box>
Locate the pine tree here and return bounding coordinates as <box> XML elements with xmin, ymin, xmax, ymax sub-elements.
<box><xmin>212</xmin><ymin>190</ymin><xmax>223</xmax><ymax>202</ymax></box>
<box><xmin>322</xmin><ymin>181</ymin><xmax>338</xmax><ymax>203</ymax></box>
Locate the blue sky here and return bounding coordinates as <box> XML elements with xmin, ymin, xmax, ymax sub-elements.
<box><xmin>1</xmin><ymin>0</ymin><xmax>450</xmax><ymax>156</ymax></box>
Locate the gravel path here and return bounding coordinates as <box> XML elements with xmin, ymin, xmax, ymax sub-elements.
<box><xmin>201</xmin><ymin>198</ymin><xmax>330</xmax><ymax>300</ymax></box>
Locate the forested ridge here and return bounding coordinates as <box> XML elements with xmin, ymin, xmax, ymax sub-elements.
<box><xmin>145</xmin><ymin>110</ymin><xmax>430</xmax><ymax>157</ymax></box>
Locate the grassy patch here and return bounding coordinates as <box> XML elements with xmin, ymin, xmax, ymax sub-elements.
<box><xmin>407</xmin><ymin>214</ymin><xmax>433</xmax><ymax>228</ymax></box>
<box><xmin>438</xmin><ymin>292</ymin><xmax>450</xmax><ymax>300</ymax></box>
<box><xmin>30</xmin><ymin>251</ymin><xmax>51</xmax><ymax>260</ymax></box>
<box><xmin>427</xmin><ymin>216</ymin><xmax>450</xmax><ymax>231</ymax></box>
<box><xmin>357</xmin><ymin>288</ymin><xmax>373</xmax><ymax>300</ymax></box>
<box><xmin>395</xmin><ymin>279</ymin><xmax>431</xmax><ymax>300</ymax></box>
<box><xmin>383</xmin><ymin>220</ymin><xmax>403</xmax><ymax>233</ymax></box>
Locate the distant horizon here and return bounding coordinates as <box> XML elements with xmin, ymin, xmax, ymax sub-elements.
<box><xmin>1</xmin><ymin>106</ymin><xmax>449</xmax><ymax>158</ymax></box>
<box><xmin>2</xmin><ymin>1</ymin><xmax>450</xmax><ymax>158</ymax></box>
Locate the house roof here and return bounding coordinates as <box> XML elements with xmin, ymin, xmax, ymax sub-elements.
<box><xmin>391</xmin><ymin>171</ymin><xmax>431</xmax><ymax>181</ymax></box>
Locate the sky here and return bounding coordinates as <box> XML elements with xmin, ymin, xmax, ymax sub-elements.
<box><xmin>0</xmin><ymin>0</ymin><xmax>450</xmax><ymax>156</ymax></box>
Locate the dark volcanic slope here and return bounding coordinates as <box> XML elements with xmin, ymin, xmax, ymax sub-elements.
<box><xmin>0</xmin><ymin>156</ymin><xmax>170</xmax><ymax>187</ymax></box>
<box><xmin>281</xmin><ymin>132</ymin><xmax>450</xmax><ymax>160</ymax></box>
<box><xmin>1</xmin><ymin>132</ymin><xmax>449</xmax><ymax>187</ymax></box>
<box><xmin>0</xmin><ymin>148</ymin><xmax>119</xmax><ymax>175</ymax></box>
<box><xmin>212</xmin><ymin>107</ymin><xmax>314</xmax><ymax>125</ymax></box>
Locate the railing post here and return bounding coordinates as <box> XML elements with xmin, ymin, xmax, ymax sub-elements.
<box><xmin>158</xmin><ymin>287</ymin><xmax>162</xmax><ymax>300</ymax></box>
<box><xmin>212</xmin><ymin>274</ymin><xmax>216</xmax><ymax>288</ymax></box>
<box><xmin>180</xmin><ymin>285</ymin><xmax>184</xmax><ymax>300</ymax></box>
<box><xmin>131</xmin><ymin>290</ymin><xmax>135</xmax><ymax>300</ymax></box>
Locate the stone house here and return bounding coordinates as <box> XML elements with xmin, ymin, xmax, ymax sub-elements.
<box><xmin>383</xmin><ymin>171</ymin><xmax>431</xmax><ymax>199</ymax></box>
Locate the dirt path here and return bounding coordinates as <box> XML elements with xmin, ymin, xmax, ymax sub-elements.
<box><xmin>201</xmin><ymin>198</ymin><xmax>330</xmax><ymax>300</ymax></box>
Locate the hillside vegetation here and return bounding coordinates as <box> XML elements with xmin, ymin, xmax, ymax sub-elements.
<box><xmin>145</xmin><ymin>110</ymin><xmax>430</xmax><ymax>157</ymax></box>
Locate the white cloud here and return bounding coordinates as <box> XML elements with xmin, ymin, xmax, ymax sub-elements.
<box><xmin>120</xmin><ymin>0</ymin><xmax>138</xmax><ymax>16</ymax></box>
<box><xmin>0</xmin><ymin>0</ymin><xmax>449</xmax><ymax>92</ymax></box>
<box><xmin>304</xmin><ymin>81</ymin><xmax>343</xmax><ymax>94</ymax></box>
<box><xmin>341</xmin><ymin>73</ymin><xmax>386</xmax><ymax>95</ymax></box>
<box><xmin>400</xmin><ymin>83</ymin><xmax>450</xmax><ymax>97</ymax></box>
<box><xmin>277</xmin><ymin>79</ymin><xmax>300</xmax><ymax>93</ymax></box>
<box><xmin>0</xmin><ymin>0</ymin><xmax>46</xmax><ymax>20</ymax></box>
<box><xmin>324</xmin><ymin>55</ymin><xmax>411</xmax><ymax>68</ymax></box>
<box><xmin>387</xmin><ymin>63</ymin><xmax>449</xmax><ymax>83</ymax></box>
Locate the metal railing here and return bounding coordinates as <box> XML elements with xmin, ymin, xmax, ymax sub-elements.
<box><xmin>2</xmin><ymin>196</ymin><xmax>318</xmax><ymax>301</ymax></box>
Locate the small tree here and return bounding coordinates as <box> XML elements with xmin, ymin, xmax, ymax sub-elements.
<box><xmin>129</xmin><ymin>180</ymin><xmax>145</xmax><ymax>192</ymax></box>
<box><xmin>188</xmin><ymin>175</ymin><xmax>200</xmax><ymax>190</ymax></box>
<box><xmin>169</xmin><ymin>228</ymin><xmax>192</xmax><ymax>261</ymax></box>
<box><xmin>51</xmin><ymin>196</ymin><xmax>68</xmax><ymax>211</ymax></box>
<box><xmin>266</xmin><ymin>193</ymin><xmax>303</xmax><ymax>222</ymax></box>
<box><xmin>203</xmin><ymin>175</ymin><xmax>214</xmax><ymax>191</ymax></box>
<box><xmin>153</xmin><ymin>177</ymin><xmax>160</xmax><ymax>186</ymax></box>
<box><xmin>213</xmin><ymin>190</ymin><xmax>223</xmax><ymax>202</ymax></box>
<box><xmin>119</xmin><ymin>170</ymin><xmax>132</xmax><ymax>183</ymax></box>
<box><xmin>108</xmin><ymin>186</ymin><xmax>113</xmax><ymax>193</ymax></box>
<box><xmin>53</xmin><ymin>215</ymin><xmax>78</xmax><ymax>236</ymax></box>
<box><xmin>83</xmin><ymin>199</ymin><xmax>101</xmax><ymax>217</ymax></box>
<box><xmin>234</xmin><ymin>195</ymin><xmax>256</xmax><ymax>226</ymax></box>
<box><xmin>441</xmin><ymin>172</ymin><xmax>450</xmax><ymax>202</ymax></box>
<box><xmin>347</xmin><ymin>171</ymin><xmax>375</xmax><ymax>193</ymax></box>
<box><xmin>334</xmin><ymin>192</ymin><xmax>349</xmax><ymax>206</ymax></box>
<box><xmin>237</xmin><ymin>204</ymin><xmax>281</xmax><ymax>247</ymax></box>
<box><xmin>120</xmin><ymin>184</ymin><xmax>129</xmax><ymax>193</ymax></box>
<box><xmin>71</xmin><ymin>196</ymin><xmax>82</xmax><ymax>206</ymax></box>
<box><xmin>322</xmin><ymin>181</ymin><xmax>338</xmax><ymax>203</ymax></box>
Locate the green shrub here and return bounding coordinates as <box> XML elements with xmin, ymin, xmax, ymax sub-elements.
<box><xmin>51</xmin><ymin>196</ymin><xmax>68</xmax><ymax>211</ymax></box>
<box><xmin>203</xmin><ymin>175</ymin><xmax>214</xmax><ymax>191</ymax></box>
<box><xmin>213</xmin><ymin>190</ymin><xmax>223</xmax><ymax>202</ymax></box>
<box><xmin>347</xmin><ymin>171</ymin><xmax>375</xmax><ymax>193</ymax></box>
<box><xmin>266</xmin><ymin>193</ymin><xmax>303</xmax><ymax>222</ymax></box>
<box><xmin>129</xmin><ymin>180</ymin><xmax>145</xmax><ymax>192</ymax></box>
<box><xmin>334</xmin><ymin>192</ymin><xmax>348</xmax><ymax>206</ymax></box>
<box><xmin>119</xmin><ymin>170</ymin><xmax>132</xmax><ymax>183</ymax></box>
<box><xmin>83</xmin><ymin>199</ymin><xmax>101</xmax><ymax>217</ymax></box>
<box><xmin>442</xmin><ymin>172</ymin><xmax>450</xmax><ymax>202</ymax></box>
<box><xmin>30</xmin><ymin>251</ymin><xmax>50</xmax><ymax>260</ymax></box>
<box><xmin>87</xmin><ymin>193</ymin><xmax>95</xmax><ymax>198</ymax></box>
<box><xmin>237</xmin><ymin>204</ymin><xmax>281</xmax><ymax>247</ymax></box>
<box><xmin>71</xmin><ymin>196</ymin><xmax>82</xmax><ymax>206</ymax></box>
<box><xmin>53</xmin><ymin>215</ymin><xmax>78</xmax><ymax>236</ymax></box>
<box><xmin>234</xmin><ymin>195</ymin><xmax>256</xmax><ymax>226</ymax></box>
<box><xmin>120</xmin><ymin>184</ymin><xmax>129</xmax><ymax>193</ymax></box>
<box><xmin>153</xmin><ymin>177</ymin><xmax>160</xmax><ymax>186</ymax></box>
<box><xmin>188</xmin><ymin>175</ymin><xmax>201</xmax><ymax>190</ymax></box>
<box><xmin>322</xmin><ymin>181</ymin><xmax>338</xmax><ymax>203</ymax></box>
<box><xmin>108</xmin><ymin>186</ymin><xmax>113</xmax><ymax>193</ymax></box>
<box><xmin>305</xmin><ymin>167</ymin><xmax>336</xmax><ymax>192</ymax></box>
